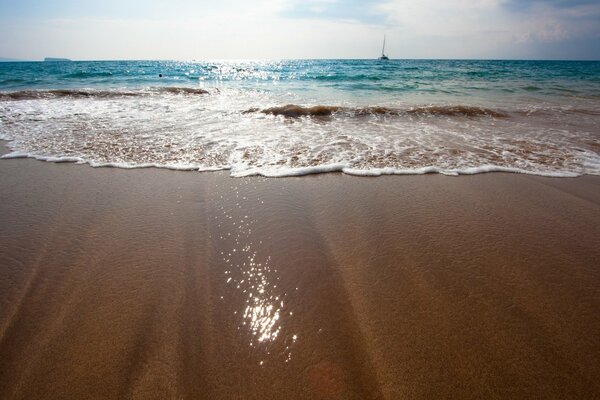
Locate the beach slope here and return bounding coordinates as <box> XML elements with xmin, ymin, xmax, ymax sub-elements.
<box><xmin>0</xmin><ymin>155</ymin><xmax>599</xmax><ymax>399</ymax></box>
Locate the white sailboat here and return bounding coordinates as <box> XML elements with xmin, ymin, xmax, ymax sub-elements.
<box><xmin>378</xmin><ymin>35</ymin><xmax>389</xmax><ymax>60</ymax></box>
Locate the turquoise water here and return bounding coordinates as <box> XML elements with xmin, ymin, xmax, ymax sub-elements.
<box><xmin>1</xmin><ymin>60</ymin><xmax>599</xmax><ymax>176</ymax></box>
<box><xmin>2</xmin><ymin>59</ymin><xmax>599</xmax><ymax>98</ymax></box>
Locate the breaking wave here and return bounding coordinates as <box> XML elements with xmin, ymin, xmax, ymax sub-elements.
<box><xmin>1</xmin><ymin>80</ymin><xmax>599</xmax><ymax>178</ymax></box>
<box><xmin>0</xmin><ymin>87</ymin><xmax>210</xmax><ymax>100</ymax></box>
<box><xmin>245</xmin><ymin>104</ymin><xmax>508</xmax><ymax>118</ymax></box>
<box><xmin>406</xmin><ymin>105</ymin><xmax>508</xmax><ymax>118</ymax></box>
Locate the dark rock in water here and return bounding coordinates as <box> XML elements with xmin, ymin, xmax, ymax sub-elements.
<box><xmin>44</xmin><ymin>57</ymin><xmax>72</xmax><ymax>62</ymax></box>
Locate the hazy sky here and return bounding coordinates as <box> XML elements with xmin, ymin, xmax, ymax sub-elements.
<box><xmin>1</xmin><ymin>0</ymin><xmax>599</xmax><ymax>60</ymax></box>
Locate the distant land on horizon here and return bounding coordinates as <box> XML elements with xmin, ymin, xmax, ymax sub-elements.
<box><xmin>44</xmin><ymin>57</ymin><xmax>72</xmax><ymax>62</ymax></box>
<box><xmin>0</xmin><ymin>57</ymin><xmax>74</xmax><ymax>62</ymax></box>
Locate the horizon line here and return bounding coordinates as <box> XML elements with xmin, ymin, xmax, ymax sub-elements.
<box><xmin>2</xmin><ymin>57</ymin><xmax>600</xmax><ymax>62</ymax></box>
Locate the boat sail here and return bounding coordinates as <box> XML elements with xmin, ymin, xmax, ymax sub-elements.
<box><xmin>379</xmin><ymin>35</ymin><xmax>389</xmax><ymax>60</ymax></box>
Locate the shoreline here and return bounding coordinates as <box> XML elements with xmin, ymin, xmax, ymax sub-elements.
<box><xmin>0</xmin><ymin>153</ymin><xmax>599</xmax><ymax>399</ymax></box>
<box><xmin>0</xmin><ymin>140</ymin><xmax>591</xmax><ymax>179</ymax></box>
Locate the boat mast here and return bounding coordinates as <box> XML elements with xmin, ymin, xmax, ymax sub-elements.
<box><xmin>381</xmin><ymin>35</ymin><xmax>386</xmax><ymax>57</ymax></box>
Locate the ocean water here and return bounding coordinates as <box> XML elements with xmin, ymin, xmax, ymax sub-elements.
<box><xmin>1</xmin><ymin>59</ymin><xmax>599</xmax><ymax>177</ymax></box>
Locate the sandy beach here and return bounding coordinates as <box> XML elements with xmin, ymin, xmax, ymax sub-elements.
<box><xmin>1</xmin><ymin>149</ymin><xmax>599</xmax><ymax>399</ymax></box>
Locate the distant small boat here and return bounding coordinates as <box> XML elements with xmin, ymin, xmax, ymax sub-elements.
<box><xmin>378</xmin><ymin>36</ymin><xmax>389</xmax><ymax>60</ymax></box>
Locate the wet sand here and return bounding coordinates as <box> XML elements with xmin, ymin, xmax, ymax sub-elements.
<box><xmin>0</xmin><ymin>154</ymin><xmax>599</xmax><ymax>399</ymax></box>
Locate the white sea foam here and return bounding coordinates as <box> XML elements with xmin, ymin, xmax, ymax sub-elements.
<box><xmin>1</xmin><ymin>87</ymin><xmax>599</xmax><ymax>178</ymax></box>
<box><xmin>1</xmin><ymin>151</ymin><xmax>85</xmax><ymax>164</ymax></box>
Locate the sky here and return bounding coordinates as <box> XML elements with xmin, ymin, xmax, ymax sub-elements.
<box><xmin>0</xmin><ymin>0</ymin><xmax>599</xmax><ymax>60</ymax></box>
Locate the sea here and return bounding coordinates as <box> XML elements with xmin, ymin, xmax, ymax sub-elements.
<box><xmin>1</xmin><ymin>59</ymin><xmax>599</xmax><ymax>177</ymax></box>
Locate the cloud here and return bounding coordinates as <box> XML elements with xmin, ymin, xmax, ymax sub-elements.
<box><xmin>513</xmin><ymin>18</ymin><xmax>569</xmax><ymax>44</ymax></box>
<box><xmin>281</xmin><ymin>0</ymin><xmax>388</xmax><ymax>25</ymax></box>
<box><xmin>1</xmin><ymin>0</ymin><xmax>598</xmax><ymax>59</ymax></box>
<box><xmin>502</xmin><ymin>0</ymin><xmax>600</xmax><ymax>45</ymax></box>
<box><xmin>377</xmin><ymin>0</ymin><xmax>507</xmax><ymax>37</ymax></box>
<box><xmin>374</xmin><ymin>0</ymin><xmax>600</xmax><ymax>58</ymax></box>
<box><xmin>502</xmin><ymin>0</ymin><xmax>600</xmax><ymax>11</ymax></box>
